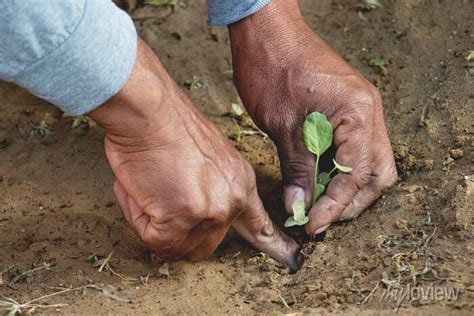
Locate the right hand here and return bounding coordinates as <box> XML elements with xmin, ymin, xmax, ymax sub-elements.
<box><xmin>89</xmin><ymin>40</ymin><xmax>303</xmax><ymax>271</ymax></box>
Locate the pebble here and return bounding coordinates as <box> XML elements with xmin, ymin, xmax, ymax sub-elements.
<box><xmin>449</xmin><ymin>148</ymin><xmax>464</xmax><ymax>159</ymax></box>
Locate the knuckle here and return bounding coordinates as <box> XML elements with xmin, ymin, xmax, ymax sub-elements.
<box><xmin>142</xmin><ymin>230</ymin><xmax>159</xmax><ymax>247</ymax></box>
<box><xmin>355</xmin><ymin>164</ymin><xmax>372</xmax><ymax>187</ymax></box>
<box><xmin>280</xmin><ymin>159</ymin><xmax>312</xmax><ymax>182</ymax></box>
<box><xmin>188</xmin><ymin>205</ymin><xmax>207</xmax><ymax>221</ymax></box>
<box><xmin>232</xmin><ymin>187</ymin><xmax>248</xmax><ymax>209</ymax></box>
<box><xmin>380</xmin><ymin>164</ymin><xmax>398</xmax><ymax>191</ymax></box>
<box><xmin>349</xmin><ymin>89</ymin><xmax>376</xmax><ymax>109</ymax></box>
<box><xmin>257</xmin><ymin>107</ymin><xmax>297</xmax><ymax>138</ymax></box>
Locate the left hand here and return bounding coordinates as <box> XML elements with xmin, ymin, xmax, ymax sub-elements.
<box><xmin>228</xmin><ymin>0</ymin><xmax>397</xmax><ymax>234</ymax></box>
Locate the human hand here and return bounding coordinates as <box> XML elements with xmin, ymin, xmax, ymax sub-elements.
<box><xmin>228</xmin><ymin>0</ymin><xmax>397</xmax><ymax>234</ymax></box>
<box><xmin>88</xmin><ymin>40</ymin><xmax>303</xmax><ymax>271</ymax></box>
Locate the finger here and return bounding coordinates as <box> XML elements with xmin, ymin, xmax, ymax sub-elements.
<box><xmin>341</xmin><ymin>109</ymin><xmax>398</xmax><ymax>219</ymax></box>
<box><xmin>339</xmin><ymin>169</ymin><xmax>395</xmax><ymax>221</ymax></box>
<box><xmin>306</xmin><ymin>114</ymin><xmax>373</xmax><ymax>235</ymax></box>
<box><xmin>283</xmin><ymin>185</ymin><xmax>306</xmax><ymax>215</ymax></box>
<box><xmin>114</xmin><ymin>180</ymin><xmax>149</xmax><ymax>232</ymax></box>
<box><xmin>156</xmin><ymin>220</ymin><xmax>219</xmax><ymax>261</ymax></box>
<box><xmin>232</xmin><ymin>187</ymin><xmax>303</xmax><ymax>273</ymax></box>
<box><xmin>114</xmin><ymin>181</ymin><xmax>192</xmax><ymax>258</ymax></box>
<box><xmin>113</xmin><ymin>180</ymin><xmax>137</xmax><ymax>234</ymax></box>
<box><xmin>185</xmin><ymin>225</ymin><xmax>230</xmax><ymax>262</ymax></box>
<box><xmin>275</xmin><ymin>123</ymin><xmax>315</xmax><ymax>212</ymax></box>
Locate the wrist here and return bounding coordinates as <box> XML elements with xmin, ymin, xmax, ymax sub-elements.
<box><xmin>88</xmin><ymin>40</ymin><xmax>187</xmax><ymax>147</ymax></box>
<box><xmin>228</xmin><ymin>0</ymin><xmax>312</xmax><ymax>57</ymax></box>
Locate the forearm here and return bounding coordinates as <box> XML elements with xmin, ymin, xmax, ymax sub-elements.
<box><xmin>228</xmin><ymin>0</ymin><xmax>314</xmax><ymax>58</ymax></box>
<box><xmin>88</xmin><ymin>39</ymin><xmax>200</xmax><ymax>152</ymax></box>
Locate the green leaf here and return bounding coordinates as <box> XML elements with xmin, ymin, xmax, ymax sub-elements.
<box><xmin>231</xmin><ymin>103</ymin><xmax>245</xmax><ymax>116</ymax></box>
<box><xmin>358</xmin><ymin>0</ymin><xmax>383</xmax><ymax>10</ymax></box>
<box><xmin>369</xmin><ymin>58</ymin><xmax>388</xmax><ymax>75</ymax></box>
<box><xmin>284</xmin><ymin>215</ymin><xmax>309</xmax><ymax>227</ymax></box>
<box><xmin>292</xmin><ymin>200</ymin><xmax>306</xmax><ymax>222</ymax></box>
<box><xmin>333</xmin><ymin>159</ymin><xmax>352</xmax><ymax>173</ymax></box>
<box><xmin>466</xmin><ymin>50</ymin><xmax>474</xmax><ymax>62</ymax></box>
<box><xmin>317</xmin><ymin>172</ymin><xmax>331</xmax><ymax>186</ymax></box>
<box><xmin>145</xmin><ymin>0</ymin><xmax>178</xmax><ymax>7</ymax></box>
<box><xmin>313</xmin><ymin>183</ymin><xmax>326</xmax><ymax>203</ymax></box>
<box><xmin>303</xmin><ymin>112</ymin><xmax>333</xmax><ymax>156</ymax></box>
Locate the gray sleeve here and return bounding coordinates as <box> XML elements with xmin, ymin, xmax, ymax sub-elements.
<box><xmin>0</xmin><ymin>0</ymin><xmax>137</xmax><ymax>115</ymax></box>
<box><xmin>207</xmin><ymin>0</ymin><xmax>271</xmax><ymax>26</ymax></box>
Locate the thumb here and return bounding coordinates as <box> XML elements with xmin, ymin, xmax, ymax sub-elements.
<box><xmin>232</xmin><ymin>186</ymin><xmax>304</xmax><ymax>273</ymax></box>
<box><xmin>274</xmin><ymin>131</ymin><xmax>315</xmax><ymax>215</ymax></box>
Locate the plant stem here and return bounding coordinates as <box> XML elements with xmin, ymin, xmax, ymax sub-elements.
<box><xmin>313</xmin><ymin>155</ymin><xmax>320</xmax><ymax>204</ymax></box>
<box><xmin>328</xmin><ymin>166</ymin><xmax>337</xmax><ymax>177</ymax></box>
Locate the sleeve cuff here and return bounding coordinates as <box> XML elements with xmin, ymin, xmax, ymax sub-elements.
<box><xmin>12</xmin><ymin>0</ymin><xmax>137</xmax><ymax>115</ymax></box>
<box><xmin>207</xmin><ymin>0</ymin><xmax>271</xmax><ymax>26</ymax></box>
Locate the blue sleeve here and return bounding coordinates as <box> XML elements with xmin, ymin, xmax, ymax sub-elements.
<box><xmin>0</xmin><ymin>0</ymin><xmax>137</xmax><ymax>115</ymax></box>
<box><xmin>207</xmin><ymin>0</ymin><xmax>271</xmax><ymax>26</ymax></box>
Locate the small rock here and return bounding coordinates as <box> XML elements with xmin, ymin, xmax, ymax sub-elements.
<box><xmin>449</xmin><ymin>148</ymin><xmax>464</xmax><ymax>159</ymax></box>
<box><xmin>158</xmin><ymin>263</ymin><xmax>170</xmax><ymax>277</ymax></box>
<box><xmin>443</xmin><ymin>157</ymin><xmax>454</xmax><ymax>165</ymax></box>
<box><xmin>403</xmin><ymin>184</ymin><xmax>422</xmax><ymax>193</ymax></box>
<box><xmin>394</xmin><ymin>218</ymin><xmax>409</xmax><ymax>231</ymax></box>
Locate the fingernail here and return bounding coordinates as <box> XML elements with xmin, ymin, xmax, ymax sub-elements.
<box><xmin>283</xmin><ymin>185</ymin><xmax>305</xmax><ymax>214</ymax></box>
<box><xmin>287</xmin><ymin>247</ymin><xmax>304</xmax><ymax>274</ymax></box>
<box><xmin>314</xmin><ymin>224</ymin><xmax>331</xmax><ymax>235</ymax></box>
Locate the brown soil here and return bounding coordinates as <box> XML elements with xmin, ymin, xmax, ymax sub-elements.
<box><xmin>1</xmin><ymin>0</ymin><xmax>473</xmax><ymax>314</ymax></box>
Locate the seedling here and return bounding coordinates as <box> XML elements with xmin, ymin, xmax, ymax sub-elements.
<box><xmin>232</xmin><ymin>118</ymin><xmax>259</xmax><ymax>142</ymax></box>
<box><xmin>71</xmin><ymin>115</ymin><xmax>96</xmax><ymax>129</ymax></box>
<box><xmin>466</xmin><ymin>50</ymin><xmax>474</xmax><ymax>62</ymax></box>
<box><xmin>357</xmin><ymin>0</ymin><xmax>383</xmax><ymax>10</ymax></box>
<box><xmin>230</xmin><ymin>104</ymin><xmax>266</xmax><ymax>142</ymax></box>
<box><xmin>284</xmin><ymin>112</ymin><xmax>352</xmax><ymax>228</ymax></box>
<box><xmin>183</xmin><ymin>75</ymin><xmax>207</xmax><ymax>90</ymax></box>
<box><xmin>231</xmin><ymin>103</ymin><xmax>245</xmax><ymax>117</ymax></box>
<box><xmin>230</xmin><ymin>102</ymin><xmax>251</xmax><ymax>122</ymax></box>
<box><xmin>370</xmin><ymin>58</ymin><xmax>388</xmax><ymax>75</ymax></box>
<box><xmin>145</xmin><ymin>0</ymin><xmax>178</xmax><ymax>8</ymax></box>
<box><xmin>257</xmin><ymin>252</ymin><xmax>270</xmax><ymax>262</ymax></box>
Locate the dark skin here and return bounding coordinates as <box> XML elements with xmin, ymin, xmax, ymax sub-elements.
<box><xmin>229</xmin><ymin>0</ymin><xmax>397</xmax><ymax>234</ymax></box>
<box><xmin>88</xmin><ymin>0</ymin><xmax>397</xmax><ymax>270</ymax></box>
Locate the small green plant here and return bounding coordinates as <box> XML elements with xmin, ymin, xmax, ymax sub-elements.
<box><xmin>230</xmin><ymin>102</ymin><xmax>251</xmax><ymax>122</ymax></box>
<box><xmin>71</xmin><ymin>115</ymin><xmax>96</xmax><ymax>129</ymax></box>
<box><xmin>357</xmin><ymin>0</ymin><xmax>383</xmax><ymax>10</ymax></box>
<box><xmin>231</xmin><ymin>102</ymin><xmax>245</xmax><ymax>117</ymax></box>
<box><xmin>145</xmin><ymin>0</ymin><xmax>178</xmax><ymax>7</ymax></box>
<box><xmin>284</xmin><ymin>200</ymin><xmax>309</xmax><ymax>227</ymax></box>
<box><xmin>284</xmin><ymin>113</ymin><xmax>352</xmax><ymax>228</ymax></box>
<box><xmin>370</xmin><ymin>57</ymin><xmax>388</xmax><ymax>75</ymax></box>
<box><xmin>466</xmin><ymin>50</ymin><xmax>474</xmax><ymax>61</ymax></box>
<box><xmin>257</xmin><ymin>252</ymin><xmax>270</xmax><ymax>262</ymax></box>
<box><xmin>232</xmin><ymin>118</ymin><xmax>259</xmax><ymax>142</ymax></box>
<box><xmin>183</xmin><ymin>75</ymin><xmax>207</xmax><ymax>90</ymax></box>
